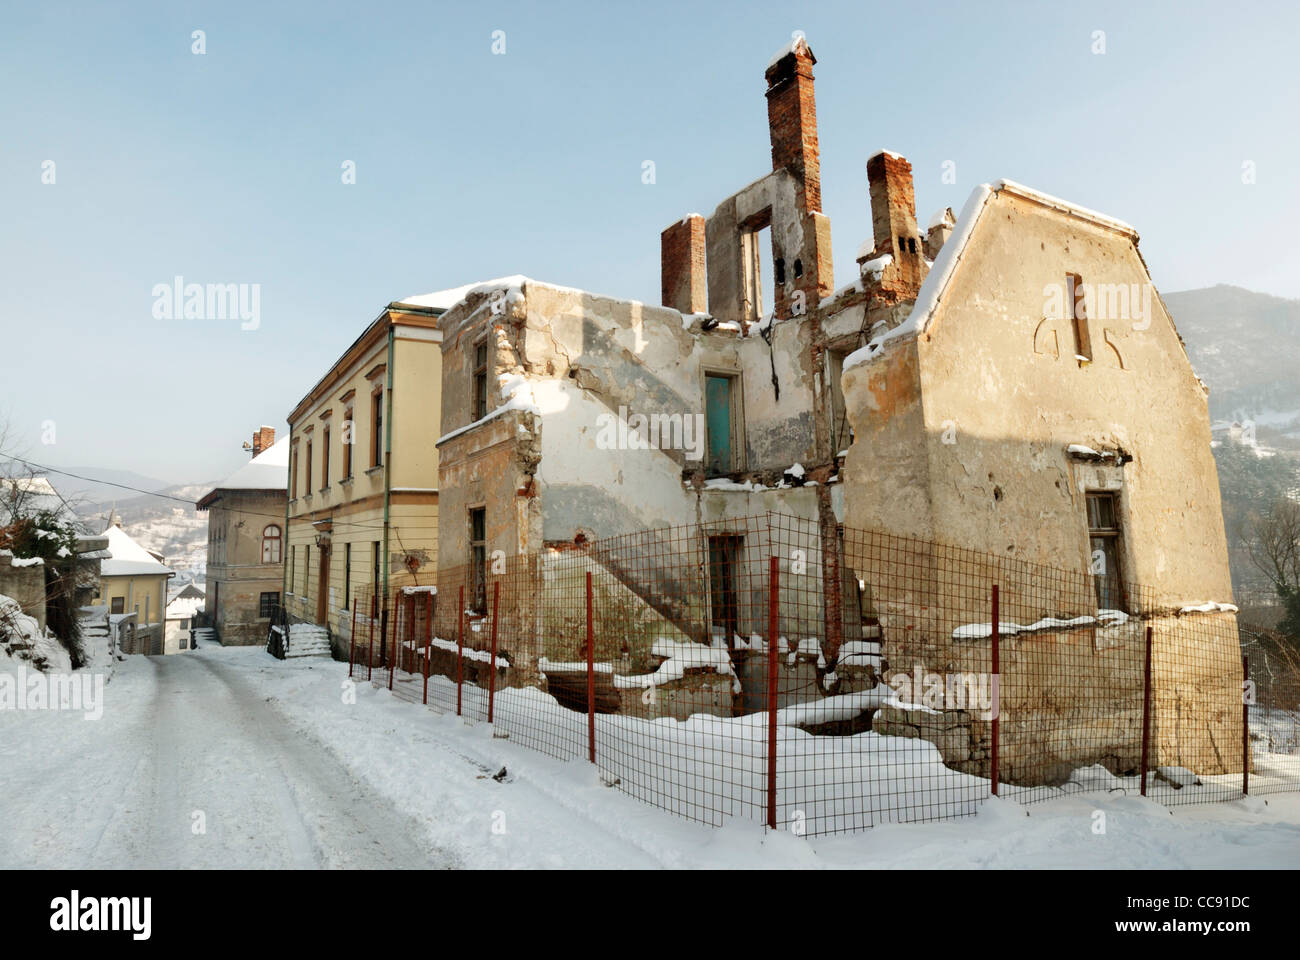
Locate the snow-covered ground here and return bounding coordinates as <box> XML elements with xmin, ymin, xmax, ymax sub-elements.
<box><xmin>3</xmin><ymin>645</ymin><xmax>1299</xmax><ymax>869</ymax></box>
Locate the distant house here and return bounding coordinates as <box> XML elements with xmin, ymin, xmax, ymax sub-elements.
<box><xmin>92</xmin><ymin>519</ymin><xmax>174</xmax><ymax>655</ymax></box>
<box><xmin>196</xmin><ymin>427</ymin><xmax>287</xmax><ymax>645</ymax></box>
<box><xmin>164</xmin><ymin>588</ymin><xmax>204</xmax><ymax>653</ymax></box>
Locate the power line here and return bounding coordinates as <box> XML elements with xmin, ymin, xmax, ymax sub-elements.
<box><xmin>1</xmin><ymin>451</ymin><xmax>434</xmax><ymax>537</ymax></box>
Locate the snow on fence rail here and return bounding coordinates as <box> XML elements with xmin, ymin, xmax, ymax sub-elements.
<box><xmin>344</xmin><ymin>514</ymin><xmax>1300</xmax><ymax>837</ymax></box>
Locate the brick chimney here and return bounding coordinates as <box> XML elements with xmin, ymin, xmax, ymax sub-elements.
<box><xmin>864</xmin><ymin>151</ymin><xmax>925</xmax><ymax>295</ymax></box>
<box><xmin>252</xmin><ymin>425</ymin><xmax>276</xmax><ymax>457</ymax></box>
<box><xmin>765</xmin><ymin>36</ymin><xmax>821</xmax><ymax>214</ymax></box>
<box><xmin>661</xmin><ymin>214</ymin><xmax>707</xmax><ymax>315</ymax></box>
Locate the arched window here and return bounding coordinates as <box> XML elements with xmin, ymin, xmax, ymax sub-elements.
<box><xmin>262</xmin><ymin>524</ymin><xmax>282</xmax><ymax>564</ymax></box>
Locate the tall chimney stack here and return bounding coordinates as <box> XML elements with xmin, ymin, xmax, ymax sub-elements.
<box><xmin>865</xmin><ymin>150</ymin><xmax>925</xmax><ymax>294</ymax></box>
<box><xmin>765</xmin><ymin>36</ymin><xmax>821</xmax><ymax>214</ymax></box>
<box><xmin>661</xmin><ymin>214</ymin><xmax>708</xmax><ymax>315</ymax></box>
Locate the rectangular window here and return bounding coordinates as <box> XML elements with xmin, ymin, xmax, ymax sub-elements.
<box><xmin>343</xmin><ymin>543</ymin><xmax>351</xmax><ymax>610</ymax></box>
<box><xmin>343</xmin><ymin>409</ymin><xmax>353</xmax><ymax>478</ymax></box>
<box><xmin>321</xmin><ymin>425</ymin><xmax>331</xmax><ymax>489</ymax></box>
<box><xmin>1068</xmin><ymin>272</ymin><xmax>1092</xmax><ymax>362</ymax></box>
<box><xmin>470</xmin><ymin>507</ymin><xmax>487</xmax><ymax>613</ymax></box>
<box><xmin>289</xmin><ymin>545</ymin><xmax>295</xmax><ymax>593</ymax></box>
<box><xmin>304</xmin><ymin>544</ymin><xmax>310</xmax><ymax>597</ymax></box>
<box><xmin>1087</xmin><ymin>492</ymin><xmax>1125</xmax><ymax>611</ymax></box>
<box><xmin>110</xmin><ymin>597</ymin><xmax>124</xmax><ymax>615</ymax></box>
<box><xmin>708</xmin><ymin>535</ymin><xmax>743</xmax><ymax>642</ymax></box>
<box><xmin>473</xmin><ymin>342</ymin><xmax>489</xmax><ymax>421</ymax></box>
<box><xmin>180</xmin><ymin>619</ymin><xmax>190</xmax><ymax>630</ymax></box>
<box><xmin>179</xmin><ymin>637</ymin><xmax>188</xmax><ymax>650</ymax></box>
<box><xmin>371</xmin><ymin>388</ymin><xmax>384</xmax><ymax>467</ymax></box>
<box><xmin>827</xmin><ymin>349</ymin><xmax>850</xmax><ymax>453</ymax></box>
<box><xmin>705</xmin><ymin>373</ymin><xmax>740</xmax><ymax>476</ymax></box>
<box><xmin>290</xmin><ymin>447</ymin><xmax>298</xmax><ymax>499</ymax></box>
<box><xmin>259</xmin><ymin>592</ymin><xmax>279</xmax><ymax>618</ymax></box>
<box><xmin>373</xmin><ymin>540</ymin><xmax>381</xmax><ymax>590</ymax></box>
<box><xmin>305</xmin><ymin>440</ymin><xmax>314</xmax><ymax>494</ymax></box>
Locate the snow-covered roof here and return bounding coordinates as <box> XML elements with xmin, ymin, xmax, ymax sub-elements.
<box><xmin>196</xmin><ymin>437</ymin><xmax>289</xmax><ymax>508</ymax></box>
<box><xmin>395</xmin><ymin>275</ymin><xmax>530</xmax><ymax>313</ymax></box>
<box><xmin>166</xmin><ymin>595</ymin><xmax>204</xmax><ymax>620</ymax></box>
<box><xmin>0</xmin><ymin>476</ymin><xmax>81</xmax><ymax>527</ymax></box>
<box><xmin>844</xmin><ymin>179</ymin><xmax>1141</xmax><ymax>372</ymax></box>
<box><xmin>101</xmin><ymin>525</ymin><xmax>173</xmax><ymax>578</ymax></box>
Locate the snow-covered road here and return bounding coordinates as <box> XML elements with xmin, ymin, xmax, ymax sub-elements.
<box><xmin>4</xmin><ymin>644</ymin><xmax>1300</xmax><ymax>869</ymax></box>
<box><xmin>0</xmin><ymin>650</ymin><xmax>454</xmax><ymax>868</ymax></box>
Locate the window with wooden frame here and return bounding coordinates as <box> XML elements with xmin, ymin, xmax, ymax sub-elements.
<box><xmin>342</xmin><ymin>407</ymin><xmax>354</xmax><ymax>479</ymax></box>
<box><xmin>470</xmin><ymin>507</ymin><xmax>487</xmax><ymax>613</ymax></box>
<box><xmin>261</xmin><ymin>524</ymin><xmax>281</xmax><ymax>564</ymax></box>
<box><xmin>473</xmin><ymin>341</ymin><xmax>489</xmax><ymax>421</ymax></box>
<box><xmin>110</xmin><ymin>597</ymin><xmax>124</xmax><ymax>615</ymax></box>
<box><xmin>320</xmin><ymin>424</ymin><xmax>331</xmax><ymax>490</ymax></box>
<box><xmin>305</xmin><ymin>439</ymin><xmax>313</xmax><ymax>495</ymax></box>
<box><xmin>290</xmin><ymin>445</ymin><xmax>298</xmax><ymax>499</ymax></box>
<box><xmin>371</xmin><ymin>386</ymin><xmax>384</xmax><ymax>468</ymax></box>
<box><xmin>1086</xmin><ymin>491</ymin><xmax>1126</xmax><ymax>612</ymax></box>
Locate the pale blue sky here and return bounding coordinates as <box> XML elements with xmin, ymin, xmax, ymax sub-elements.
<box><xmin>2</xmin><ymin>0</ymin><xmax>1297</xmax><ymax>484</ymax></box>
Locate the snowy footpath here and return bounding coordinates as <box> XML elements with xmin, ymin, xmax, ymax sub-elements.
<box><xmin>2</xmin><ymin>644</ymin><xmax>1299</xmax><ymax>869</ymax></box>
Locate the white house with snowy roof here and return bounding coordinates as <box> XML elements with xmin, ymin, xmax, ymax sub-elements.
<box><xmin>91</xmin><ymin>520</ymin><xmax>174</xmax><ymax>654</ymax></box>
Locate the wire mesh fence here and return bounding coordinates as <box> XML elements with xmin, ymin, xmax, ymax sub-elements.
<box><xmin>342</xmin><ymin>513</ymin><xmax>1300</xmax><ymax>837</ymax></box>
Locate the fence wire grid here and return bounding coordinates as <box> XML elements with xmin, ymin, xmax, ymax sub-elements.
<box><xmin>339</xmin><ymin>513</ymin><xmax>1300</xmax><ymax>837</ymax></box>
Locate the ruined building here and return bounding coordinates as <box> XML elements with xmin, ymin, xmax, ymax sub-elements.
<box><xmin>425</xmin><ymin>36</ymin><xmax>1242</xmax><ymax>778</ymax></box>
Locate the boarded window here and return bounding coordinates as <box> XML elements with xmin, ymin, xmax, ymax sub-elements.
<box><xmin>110</xmin><ymin>597</ymin><xmax>124</xmax><ymax>615</ymax></box>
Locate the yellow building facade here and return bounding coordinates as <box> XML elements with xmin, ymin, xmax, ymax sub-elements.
<box><xmin>284</xmin><ymin>299</ymin><xmax>444</xmax><ymax>654</ymax></box>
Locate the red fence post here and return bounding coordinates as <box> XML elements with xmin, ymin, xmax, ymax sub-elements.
<box><xmin>488</xmin><ymin>581</ymin><xmax>500</xmax><ymax>724</ymax></box>
<box><xmin>367</xmin><ymin>594</ymin><xmax>375</xmax><ymax>682</ymax></box>
<box><xmin>423</xmin><ymin>593</ymin><xmax>433</xmax><ymax>705</ymax></box>
<box><xmin>991</xmin><ymin>584</ymin><xmax>999</xmax><ymax>797</ymax></box>
<box><xmin>456</xmin><ymin>585</ymin><xmax>464</xmax><ymax>717</ymax></box>
<box><xmin>349</xmin><ymin>600</ymin><xmax>358</xmax><ymax>677</ymax></box>
<box><xmin>387</xmin><ymin>589</ymin><xmax>397</xmax><ymax>691</ymax></box>
<box><xmin>1242</xmin><ymin>654</ymin><xmax>1250</xmax><ymax>797</ymax></box>
<box><xmin>767</xmin><ymin>555</ymin><xmax>779</xmax><ymax>830</ymax></box>
<box><xmin>1140</xmin><ymin>625</ymin><xmax>1153</xmax><ymax>797</ymax></box>
<box><xmin>587</xmin><ymin>571</ymin><xmax>596</xmax><ymax>764</ymax></box>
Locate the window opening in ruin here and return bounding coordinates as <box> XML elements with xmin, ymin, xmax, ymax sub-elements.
<box><xmin>708</xmin><ymin>534</ymin><xmax>743</xmax><ymax>643</ymax></box>
<box><xmin>473</xmin><ymin>341</ymin><xmax>489</xmax><ymax>421</ymax></box>
<box><xmin>470</xmin><ymin>507</ymin><xmax>487</xmax><ymax>613</ymax></box>
<box><xmin>827</xmin><ymin>348</ymin><xmax>850</xmax><ymax>452</ymax></box>
<box><xmin>1068</xmin><ymin>273</ymin><xmax>1092</xmax><ymax>362</ymax></box>
<box><xmin>1087</xmin><ymin>491</ymin><xmax>1126</xmax><ymax>611</ymax></box>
